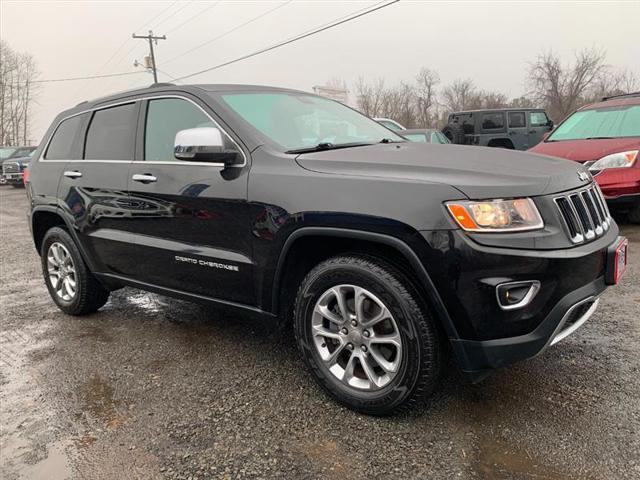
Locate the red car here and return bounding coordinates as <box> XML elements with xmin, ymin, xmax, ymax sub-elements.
<box><xmin>529</xmin><ymin>92</ymin><xmax>640</xmax><ymax>222</ymax></box>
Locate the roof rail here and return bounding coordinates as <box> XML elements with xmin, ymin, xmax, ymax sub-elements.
<box><xmin>150</xmin><ymin>82</ymin><xmax>175</xmax><ymax>88</ymax></box>
<box><xmin>601</xmin><ymin>91</ymin><xmax>640</xmax><ymax>101</ymax></box>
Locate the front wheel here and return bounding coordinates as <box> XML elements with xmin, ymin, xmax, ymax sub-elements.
<box><xmin>41</xmin><ymin>227</ymin><xmax>110</xmax><ymax>315</ymax></box>
<box><xmin>294</xmin><ymin>255</ymin><xmax>443</xmax><ymax>415</ymax></box>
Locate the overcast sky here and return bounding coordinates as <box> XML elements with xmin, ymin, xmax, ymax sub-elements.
<box><xmin>2</xmin><ymin>0</ymin><xmax>639</xmax><ymax>143</ymax></box>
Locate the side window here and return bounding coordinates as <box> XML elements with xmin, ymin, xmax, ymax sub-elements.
<box><xmin>145</xmin><ymin>98</ymin><xmax>237</xmax><ymax>162</ymax></box>
<box><xmin>481</xmin><ymin>113</ymin><xmax>505</xmax><ymax>130</ymax></box>
<box><xmin>529</xmin><ymin>111</ymin><xmax>549</xmax><ymax>127</ymax></box>
<box><xmin>85</xmin><ymin>103</ymin><xmax>137</xmax><ymax>160</ymax></box>
<box><xmin>508</xmin><ymin>112</ymin><xmax>526</xmax><ymax>128</ymax></box>
<box><xmin>44</xmin><ymin>115</ymin><xmax>84</xmax><ymax>160</ymax></box>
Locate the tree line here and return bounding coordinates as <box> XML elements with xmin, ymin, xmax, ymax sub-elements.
<box><xmin>349</xmin><ymin>48</ymin><xmax>637</xmax><ymax>128</ymax></box>
<box><xmin>0</xmin><ymin>40</ymin><xmax>39</xmax><ymax>146</ymax></box>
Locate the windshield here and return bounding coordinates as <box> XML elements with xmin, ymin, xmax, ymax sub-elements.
<box><xmin>221</xmin><ymin>92</ymin><xmax>404</xmax><ymax>151</ymax></box>
<box><xmin>547</xmin><ymin>104</ymin><xmax>640</xmax><ymax>141</ymax></box>
<box><xmin>377</xmin><ymin>119</ymin><xmax>404</xmax><ymax>132</ymax></box>
<box><xmin>0</xmin><ymin>148</ymin><xmax>18</xmax><ymax>160</ymax></box>
<box><xmin>10</xmin><ymin>147</ymin><xmax>35</xmax><ymax>158</ymax></box>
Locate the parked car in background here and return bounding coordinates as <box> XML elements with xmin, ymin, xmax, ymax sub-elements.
<box><xmin>401</xmin><ymin>128</ymin><xmax>451</xmax><ymax>144</ymax></box>
<box><xmin>374</xmin><ymin>117</ymin><xmax>406</xmax><ymax>131</ymax></box>
<box><xmin>1</xmin><ymin>146</ymin><xmax>36</xmax><ymax>187</ymax></box>
<box><xmin>529</xmin><ymin>93</ymin><xmax>640</xmax><ymax>222</ymax></box>
<box><xmin>442</xmin><ymin>108</ymin><xmax>553</xmax><ymax>150</ymax></box>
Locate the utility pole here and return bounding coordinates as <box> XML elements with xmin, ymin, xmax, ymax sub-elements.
<box><xmin>132</xmin><ymin>30</ymin><xmax>166</xmax><ymax>84</ymax></box>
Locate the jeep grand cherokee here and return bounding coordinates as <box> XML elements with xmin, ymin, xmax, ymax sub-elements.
<box><xmin>26</xmin><ymin>84</ymin><xmax>628</xmax><ymax>415</ymax></box>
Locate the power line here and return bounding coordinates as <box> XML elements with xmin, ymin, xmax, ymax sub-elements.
<box><xmin>103</xmin><ymin>1</ymin><xmax>182</xmax><ymax>79</ymax></box>
<box><xmin>165</xmin><ymin>1</ymin><xmax>220</xmax><ymax>35</ymax></box>
<box><xmin>132</xmin><ymin>31</ymin><xmax>167</xmax><ymax>84</ymax></box>
<box><xmin>173</xmin><ymin>0</ymin><xmax>399</xmax><ymax>82</ymax></box>
<box><xmin>163</xmin><ymin>0</ymin><xmax>293</xmax><ymax>65</ymax></box>
<box><xmin>98</xmin><ymin>1</ymin><xmax>179</xmax><ymax>74</ymax></box>
<box><xmin>151</xmin><ymin>0</ymin><xmax>195</xmax><ymax>31</ymax></box>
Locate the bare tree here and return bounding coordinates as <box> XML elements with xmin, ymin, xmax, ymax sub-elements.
<box><xmin>528</xmin><ymin>48</ymin><xmax>608</xmax><ymax>121</ymax></box>
<box><xmin>586</xmin><ymin>68</ymin><xmax>639</xmax><ymax>103</ymax></box>
<box><xmin>355</xmin><ymin>77</ymin><xmax>386</xmax><ymax>117</ymax></box>
<box><xmin>415</xmin><ymin>68</ymin><xmax>439</xmax><ymax>127</ymax></box>
<box><xmin>0</xmin><ymin>40</ymin><xmax>39</xmax><ymax>145</ymax></box>
<box><xmin>441</xmin><ymin>79</ymin><xmax>479</xmax><ymax>112</ymax></box>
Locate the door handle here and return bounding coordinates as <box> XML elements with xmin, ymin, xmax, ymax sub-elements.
<box><xmin>64</xmin><ymin>170</ymin><xmax>82</xmax><ymax>179</ymax></box>
<box><xmin>132</xmin><ymin>173</ymin><xmax>157</xmax><ymax>183</ymax></box>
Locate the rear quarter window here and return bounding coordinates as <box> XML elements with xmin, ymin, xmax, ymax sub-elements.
<box><xmin>44</xmin><ymin>115</ymin><xmax>85</xmax><ymax>160</ymax></box>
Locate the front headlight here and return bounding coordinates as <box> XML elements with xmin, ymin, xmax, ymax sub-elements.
<box><xmin>446</xmin><ymin>198</ymin><xmax>544</xmax><ymax>232</ymax></box>
<box><xmin>589</xmin><ymin>150</ymin><xmax>637</xmax><ymax>172</ymax></box>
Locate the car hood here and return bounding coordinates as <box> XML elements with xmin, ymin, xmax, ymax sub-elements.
<box><xmin>529</xmin><ymin>137</ymin><xmax>640</xmax><ymax>162</ymax></box>
<box><xmin>295</xmin><ymin>142</ymin><xmax>590</xmax><ymax>199</ymax></box>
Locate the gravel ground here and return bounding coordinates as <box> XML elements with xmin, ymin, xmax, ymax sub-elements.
<box><xmin>1</xmin><ymin>185</ymin><xmax>639</xmax><ymax>480</ymax></box>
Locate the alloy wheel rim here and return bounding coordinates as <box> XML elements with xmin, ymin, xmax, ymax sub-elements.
<box><xmin>47</xmin><ymin>242</ymin><xmax>77</xmax><ymax>301</ymax></box>
<box><xmin>311</xmin><ymin>284</ymin><xmax>403</xmax><ymax>391</ymax></box>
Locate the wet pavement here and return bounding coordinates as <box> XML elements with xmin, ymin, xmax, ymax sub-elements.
<box><xmin>1</xmin><ymin>186</ymin><xmax>639</xmax><ymax>479</ymax></box>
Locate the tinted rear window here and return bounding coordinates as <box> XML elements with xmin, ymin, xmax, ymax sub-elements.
<box><xmin>85</xmin><ymin>103</ymin><xmax>137</xmax><ymax>160</ymax></box>
<box><xmin>482</xmin><ymin>113</ymin><xmax>504</xmax><ymax>130</ymax></box>
<box><xmin>45</xmin><ymin>115</ymin><xmax>84</xmax><ymax>160</ymax></box>
<box><xmin>508</xmin><ymin>112</ymin><xmax>526</xmax><ymax>128</ymax></box>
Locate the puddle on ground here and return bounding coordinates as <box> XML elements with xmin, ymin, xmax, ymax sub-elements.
<box><xmin>18</xmin><ymin>440</ymin><xmax>73</xmax><ymax>480</ymax></box>
<box><xmin>74</xmin><ymin>325</ymin><xmax>113</xmax><ymax>344</ymax></box>
<box><xmin>80</xmin><ymin>374</ymin><xmax>125</xmax><ymax>430</ymax></box>
<box><xmin>124</xmin><ymin>291</ymin><xmax>168</xmax><ymax>314</ymax></box>
<box><xmin>475</xmin><ymin>436</ymin><xmax>569</xmax><ymax>480</ymax></box>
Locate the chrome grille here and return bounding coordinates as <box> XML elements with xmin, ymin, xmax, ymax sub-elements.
<box><xmin>554</xmin><ymin>183</ymin><xmax>611</xmax><ymax>244</ymax></box>
<box><xmin>2</xmin><ymin>162</ymin><xmax>20</xmax><ymax>174</ymax></box>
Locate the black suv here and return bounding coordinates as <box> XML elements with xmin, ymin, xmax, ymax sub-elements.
<box><xmin>27</xmin><ymin>84</ymin><xmax>627</xmax><ymax>414</ymax></box>
<box><xmin>442</xmin><ymin>108</ymin><xmax>554</xmax><ymax>150</ymax></box>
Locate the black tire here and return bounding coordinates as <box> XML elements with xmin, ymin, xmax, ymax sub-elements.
<box><xmin>441</xmin><ymin>124</ymin><xmax>465</xmax><ymax>144</ymax></box>
<box><xmin>628</xmin><ymin>203</ymin><xmax>640</xmax><ymax>224</ymax></box>
<box><xmin>41</xmin><ymin>227</ymin><xmax>109</xmax><ymax>315</ymax></box>
<box><xmin>294</xmin><ymin>254</ymin><xmax>443</xmax><ymax>415</ymax></box>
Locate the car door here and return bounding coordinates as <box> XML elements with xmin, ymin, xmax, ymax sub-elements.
<box><xmin>126</xmin><ymin>95</ymin><xmax>254</xmax><ymax>305</ymax></box>
<box><xmin>57</xmin><ymin>101</ymin><xmax>139</xmax><ymax>275</ymax></box>
<box><xmin>528</xmin><ymin>111</ymin><xmax>552</xmax><ymax>147</ymax></box>
<box><xmin>507</xmin><ymin>111</ymin><xmax>528</xmax><ymax>149</ymax></box>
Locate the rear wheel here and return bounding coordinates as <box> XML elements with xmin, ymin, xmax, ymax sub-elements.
<box><xmin>628</xmin><ymin>203</ymin><xmax>640</xmax><ymax>224</ymax></box>
<box><xmin>294</xmin><ymin>255</ymin><xmax>443</xmax><ymax>415</ymax></box>
<box><xmin>41</xmin><ymin>227</ymin><xmax>109</xmax><ymax>315</ymax></box>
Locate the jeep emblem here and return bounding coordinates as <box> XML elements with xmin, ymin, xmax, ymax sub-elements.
<box><xmin>578</xmin><ymin>171</ymin><xmax>590</xmax><ymax>182</ymax></box>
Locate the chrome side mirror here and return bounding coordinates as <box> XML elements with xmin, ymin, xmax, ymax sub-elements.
<box><xmin>174</xmin><ymin>127</ymin><xmax>239</xmax><ymax>164</ymax></box>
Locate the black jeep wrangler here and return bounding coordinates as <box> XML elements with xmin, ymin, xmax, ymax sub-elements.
<box><xmin>442</xmin><ymin>108</ymin><xmax>553</xmax><ymax>150</ymax></box>
<box><xmin>26</xmin><ymin>84</ymin><xmax>627</xmax><ymax>414</ymax></box>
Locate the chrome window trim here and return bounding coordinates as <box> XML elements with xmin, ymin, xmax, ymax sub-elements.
<box><xmin>38</xmin><ymin>94</ymin><xmax>247</xmax><ymax>168</ymax></box>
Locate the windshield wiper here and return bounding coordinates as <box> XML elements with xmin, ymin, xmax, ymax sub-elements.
<box><xmin>286</xmin><ymin>142</ymin><xmax>373</xmax><ymax>154</ymax></box>
<box><xmin>379</xmin><ymin>138</ymin><xmax>404</xmax><ymax>144</ymax></box>
<box><xmin>584</xmin><ymin>136</ymin><xmax>615</xmax><ymax>140</ymax></box>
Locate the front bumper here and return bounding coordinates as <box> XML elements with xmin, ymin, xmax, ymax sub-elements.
<box><xmin>1</xmin><ymin>172</ymin><xmax>24</xmax><ymax>184</ymax></box>
<box><xmin>451</xmin><ymin>278</ymin><xmax>605</xmax><ymax>382</ymax></box>
<box><xmin>416</xmin><ymin>223</ymin><xmax>622</xmax><ymax>381</ymax></box>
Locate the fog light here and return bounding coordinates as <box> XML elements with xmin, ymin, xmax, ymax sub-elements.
<box><xmin>496</xmin><ymin>281</ymin><xmax>541</xmax><ymax>310</ymax></box>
